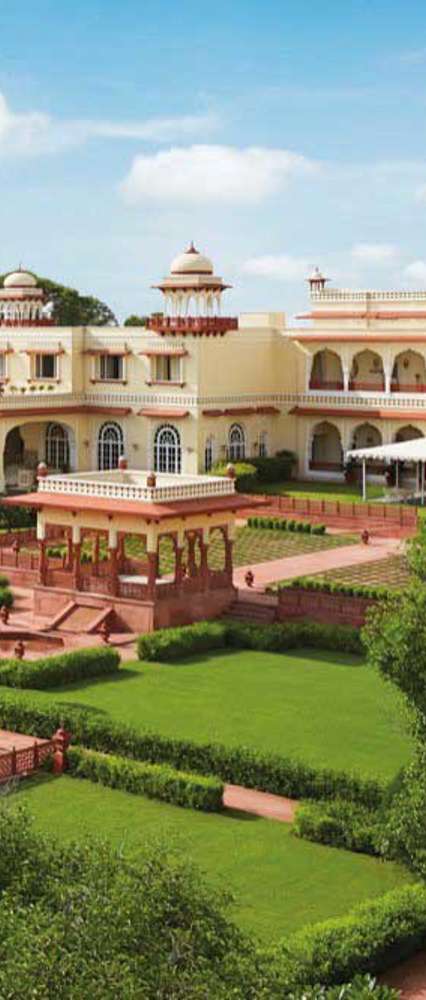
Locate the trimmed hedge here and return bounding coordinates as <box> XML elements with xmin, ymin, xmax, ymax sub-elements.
<box><xmin>137</xmin><ymin>619</ymin><xmax>363</xmax><ymax>662</ymax></box>
<box><xmin>0</xmin><ymin>646</ymin><xmax>120</xmax><ymax>690</ymax></box>
<box><xmin>67</xmin><ymin>745</ymin><xmax>224</xmax><ymax>812</ymax></box>
<box><xmin>0</xmin><ymin>587</ymin><xmax>13</xmax><ymax>609</ymax></box>
<box><xmin>0</xmin><ymin>691</ymin><xmax>384</xmax><ymax>807</ymax></box>
<box><xmin>277</xmin><ymin>885</ymin><xmax>426</xmax><ymax>988</ymax></box>
<box><xmin>293</xmin><ymin>799</ymin><xmax>380</xmax><ymax>856</ymax></box>
<box><xmin>248</xmin><ymin>515</ymin><xmax>326</xmax><ymax>535</ymax></box>
<box><xmin>269</xmin><ymin>577</ymin><xmax>394</xmax><ymax>601</ymax></box>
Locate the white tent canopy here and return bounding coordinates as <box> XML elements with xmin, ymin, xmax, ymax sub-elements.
<box><xmin>347</xmin><ymin>437</ymin><xmax>426</xmax><ymax>464</ymax></box>
<box><xmin>347</xmin><ymin>436</ymin><xmax>426</xmax><ymax>501</ymax></box>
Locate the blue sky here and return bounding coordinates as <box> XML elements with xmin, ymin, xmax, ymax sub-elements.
<box><xmin>1</xmin><ymin>0</ymin><xmax>426</xmax><ymax>321</ymax></box>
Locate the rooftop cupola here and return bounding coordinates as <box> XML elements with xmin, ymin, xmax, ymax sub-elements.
<box><xmin>0</xmin><ymin>268</ymin><xmax>53</xmax><ymax>326</ymax></box>
<box><xmin>149</xmin><ymin>243</ymin><xmax>237</xmax><ymax>336</ymax></box>
<box><xmin>307</xmin><ymin>267</ymin><xmax>330</xmax><ymax>294</ymax></box>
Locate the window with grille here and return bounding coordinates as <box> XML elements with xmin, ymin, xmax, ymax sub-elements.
<box><xmin>228</xmin><ymin>424</ymin><xmax>245</xmax><ymax>462</ymax></box>
<box><xmin>154</xmin><ymin>425</ymin><xmax>181</xmax><ymax>473</ymax></box>
<box><xmin>205</xmin><ymin>436</ymin><xmax>214</xmax><ymax>471</ymax></box>
<box><xmin>154</xmin><ymin>355</ymin><xmax>181</xmax><ymax>382</ymax></box>
<box><xmin>259</xmin><ymin>431</ymin><xmax>268</xmax><ymax>457</ymax></box>
<box><xmin>46</xmin><ymin>424</ymin><xmax>70</xmax><ymax>471</ymax></box>
<box><xmin>97</xmin><ymin>422</ymin><xmax>124</xmax><ymax>470</ymax></box>
<box><xmin>98</xmin><ymin>354</ymin><xmax>123</xmax><ymax>380</ymax></box>
<box><xmin>35</xmin><ymin>354</ymin><xmax>57</xmax><ymax>379</ymax></box>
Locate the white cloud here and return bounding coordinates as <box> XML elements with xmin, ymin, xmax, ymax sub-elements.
<box><xmin>241</xmin><ymin>254</ymin><xmax>309</xmax><ymax>281</ymax></box>
<box><xmin>404</xmin><ymin>260</ymin><xmax>426</xmax><ymax>284</ymax></box>
<box><xmin>0</xmin><ymin>92</ymin><xmax>217</xmax><ymax>157</ymax></box>
<box><xmin>120</xmin><ymin>144</ymin><xmax>317</xmax><ymax>205</ymax></box>
<box><xmin>351</xmin><ymin>242</ymin><xmax>399</xmax><ymax>263</ymax></box>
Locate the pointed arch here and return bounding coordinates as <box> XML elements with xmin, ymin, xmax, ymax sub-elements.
<box><xmin>310</xmin><ymin>349</ymin><xmax>344</xmax><ymax>390</ymax></box>
<box><xmin>228</xmin><ymin>424</ymin><xmax>246</xmax><ymax>462</ymax></box>
<box><xmin>310</xmin><ymin>421</ymin><xmax>343</xmax><ymax>471</ymax></box>
<box><xmin>350</xmin><ymin>350</ymin><xmax>384</xmax><ymax>390</ymax></box>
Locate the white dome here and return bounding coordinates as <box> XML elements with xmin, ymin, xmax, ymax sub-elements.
<box><xmin>4</xmin><ymin>270</ymin><xmax>38</xmax><ymax>288</ymax></box>
<box><xmin>170</xmin><ymin>242</ymin><xmax>213</xmax><ymax>276</ymax></box>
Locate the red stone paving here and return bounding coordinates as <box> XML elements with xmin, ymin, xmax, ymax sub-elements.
<box><xmin>233</xmin><ymin>536</ymin><xmax>403</xmax><ymax>590</ymax></box>
<box><xmin>223</xmin><ymin>783</ymin><xmax>297</xmax><ymax>822</ymax></box>
<box><xmin>0</xmin><ymin>729</ymin><xmax>49</xmax><ymax>752</ymax></box>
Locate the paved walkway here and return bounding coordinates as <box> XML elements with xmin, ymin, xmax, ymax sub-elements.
<box><xmin>382</xmin><ymin>952</ymin><xmax>426</xmax><ymax>999</ymax></box>
<box><xmin>234</xmin><ymin>536</ymin><xmax>403</xmax><ymax>590</ymax></box>
<box><xmin>223</xmin><ymin>784</ymin><xmax>297</xmax><ymax>822</ymax></box>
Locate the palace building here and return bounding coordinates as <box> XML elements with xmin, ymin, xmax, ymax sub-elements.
<box><xmin>0</xmin><ymin>249</ymin><xmax>426</xmax><ymax>492</ymax></box>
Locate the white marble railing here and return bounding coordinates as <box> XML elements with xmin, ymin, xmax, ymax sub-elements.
<box><xmin>311</xmin><ymin>289</ymin><xmax>426</xmax><ymax>302</ymax></box>
<box><xmin>296</xmin><ymin>391</ymin><xmax>426</xmax><ymax>410</ymax></box>
<box><xmin>38</xmin><ymin>473</ymin><xmax>235</xmax><ymax>504</ymax></box>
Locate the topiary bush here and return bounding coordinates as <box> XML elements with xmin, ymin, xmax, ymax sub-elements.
<box><xmin>0</xmin><ymin>587</ymin><xmax>13</xmax><ymax>609</ymax></box>
<box><xmin>137</xmin><ymin>621</ymin><xmax>228</xmax><ymax>662</ymax></box>
<box><xmin>68</xmin><ymin>745</ymin><xmax>224</xmax><ymax>811</ymax></box>
<box><xmin>0</xmin><ymin>646</ymin><xmax>120</xmax><ymax>689</ymax></box>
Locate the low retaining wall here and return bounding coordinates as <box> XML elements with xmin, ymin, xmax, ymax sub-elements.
<box><xmin>276</xmin><ymin>587</ymin><xmax>376</xmax><ymax>627</ymax></box>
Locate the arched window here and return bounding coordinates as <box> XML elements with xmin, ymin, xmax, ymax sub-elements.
<box><xmin>154</xmin><ymin>425</ymin><xmax>181</xmax><ymax>474</ymax></box>
<box><xmin>259</xmin><ymin>431</ymin><xmax>268</xmax><ymax>457</ymax></box>
<box><xmin>97</xmin><ymin>422</ymin><xmax>123</xmax><ymax>471</ymax></box>
<box><xmin>46</xmin><ymin>423</ymin><xmax>70</xmax><ymax>471</ymax></box>
<box><xmin>228</xmin><ymin>424</ymin><xmax>245</xmax><ymax>462</ymax></box>
<box><xmin>204</xmin><ymin>435</ymin><xmax>215</xmax><ymax>472</ymax></box>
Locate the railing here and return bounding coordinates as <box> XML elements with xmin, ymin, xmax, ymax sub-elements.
<box><xmin>147</xmin><ymin>316</ymin><xmax>238</xmax><ymax>334</ymax></box>
<box><xmin>392</xmin><ymin>383</ymin><xmax>426</xmax><ymax>393</ymax></box>
<box><xmin>38</xmin><ymin>472</ymin><xmax>235</xmax><ymax>504</ymax></box>
<box><xmin>311</xmin><ymin>290</ymin><xmax>426</xmax><ymax>302</ymax></box>
<box><xmin>0</xmin><ymin>528</ymin><xmax>36</xmax><ymax>548</ymax></box>
<box><xmin>119</xmin><ymin>580</ymin><xmax>149</xmax><ymax>600</ymax></box>
<box><xmin>255</xmin><ymin>494</ymin><xmax>418</xmax><ymax>526</ymax></box>
<box><xmin>0</xmin><ymin>740</ymin><xmax>55</xmax><ymax>783</ymax></box>
<box><xmin>0</xmin><ymin>548</ymin><xmax>39</xmax><ymax>570</ymax></box>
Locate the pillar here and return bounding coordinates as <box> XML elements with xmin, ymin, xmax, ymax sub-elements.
<box><xmin>174</xmin><ymin>544</ymin><xmax>185</xmax><ymax>587</ymax></box>
<box><xmin>200</xmin><ymin>527</ymin><xmax>210</xmax><ymax>590</ymax></box>
<box><xmin>65</xmin><ymin>528</ymin><xmax>73</xmax><ymax>571</ymax></box>
<box><xmin>117</xmin><ymin>534</ymin><xmax>125</xmax><ymax>572</ymax></box>
<box><xmin>224</xmin><ymin>526</ymin><xmax>234</xmax><ymax>582</ymax></box>
<box><xmin>36</xmin><ymin>518</ymin><xmax>47</xmax><ymax>585</ymax></box>
<box><xmin>108</xmin><ymin>527</ymin><xmax>118</xmax><ymax>596</ymax></box>
<box><xmin>71</xmin><ymin>523</ymin><xmax>81</xmax><ymax>591</ymax></box>
<box><xmin>147</xmin><ymin>550</ymin><xmax>158</xmax><ymax>600</ymax></box>
<box><xmin>93</xmin><ymin>534</ymin><xmax>100</xmax><ymax>577</ymax></box>
<box><xmin>187</xmin><ymin>533</ymin><xmax>198</xmax><ymax>578</ymax></box>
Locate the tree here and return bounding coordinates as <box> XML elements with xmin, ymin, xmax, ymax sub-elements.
<box><xmin>123</xmin><ymin>314</ymin><xmax>148</xmax><ymax>327</ymax></box>
<box><xmin>0</xmin><ymin>274</ymin><xmax>117</xmax><ymax>327</ymax></box>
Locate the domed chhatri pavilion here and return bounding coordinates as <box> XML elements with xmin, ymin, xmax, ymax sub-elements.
<box><xmin>0</xmin><ymin>242</ymin><xmax>425</xmax><ymax>497</ymax></box>
<box><xmin>0</xmin><ymin>269</ymin><xmax>52</xmax><ymax>326</ymax></box>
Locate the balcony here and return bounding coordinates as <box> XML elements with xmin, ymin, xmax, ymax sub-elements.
<box><xmin>147</xmin><ymin>316</ymin><xmax>238</xmax><ymax>336</ymax></box>
<box><xmin>309</xmin><ymin>379</ymin><xmax>344</xmax><ymax>391</ymax></box>
<box><xmin>348</xmin><ymin>380</ymin><xmax>385</xmax><ymax>392</ymax></box>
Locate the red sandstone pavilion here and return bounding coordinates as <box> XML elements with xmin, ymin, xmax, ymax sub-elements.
<box><xmin>1</xmin><ymin>460</ymin><xmax>262</xmax><ymax>632</ymax></box>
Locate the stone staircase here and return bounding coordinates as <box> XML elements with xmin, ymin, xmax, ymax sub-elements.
<box><xmin>49</xmin><ymin>601</ymin><xmax>113</xmax><ymax>634</ymax></box>
<box><xmin>224</xmin><ymin>595</ymin><xmax>277</xmax><ymax>624</ymax></box>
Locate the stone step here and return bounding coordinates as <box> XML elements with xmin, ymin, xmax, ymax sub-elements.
<box><xmin>58</xmin><ymin>604</ymin><xmax>113</xmax><ymax>634</ymax></box>
<box><xmin>224</xmin><ymin>601</ymin><xmax>276</xmax><ymax>623</ymax></box>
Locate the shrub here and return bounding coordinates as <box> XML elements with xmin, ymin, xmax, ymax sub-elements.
<box><xmin>270</xmin><ymin>577</ymin><xmax>394</xmax><ymax>602</ymax></box>
<box><xmin>293</xmin><ymin>800</ymin><xmax>380</xmax><ymax>856</ymax></box>
<box><xmin>211</xmin><ymin>461</ymin><xmax>258</xmax><ymax>492</ymax></box>
<box><xmin>0</xmin><ymin>587</ymin><xmax>13</xmax><ymax>609</ymax></box>
<box><xmin>0</xmin><ymin>691</ymin><xmax>384</xmax><ymax>807</ymax></box>
<box><xmin>0</xmin><ymin>575</ymin><xmax>9</xmax><ymax>588</ymax></box>
<box><xmin>248</xmin><ymin>453</ymin><xmax>297</xmax><ymax>483</ymax></box>
<box><xmin>0</xmin><ymin>646</ymin><xmax>120</xmax><ymax>689</ymax></box>
<box><xmin>68</xmin><ymin>745</ymin><xmax>224</xmax><ymax>811</ymax></box>
<box><xmin>137</xmin><ymin>620</ymin><xmax>228</xmax><ymax>662</ymax></box>
<box><xmin>277</xmin><ymin>885</ymin><xmax>426</xmax><ymax>988</ymax></box>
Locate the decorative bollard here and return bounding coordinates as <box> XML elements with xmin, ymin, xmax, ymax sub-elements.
<box><xmin>361</xmin><ymin>529</ymin><xmax>370</xmax><ymax>545</ymax></box>
<box><xmin>245</xmin><ymin>569</ymin><xmax>254</xmax><ymax>588</ymax></box>
<box><xmin>52</xmin><ymin>722</ymin><xmax>72</xmax><ymax>774</ymax></box>
<box><xmin>14</xmin><ymin>639</ymin><xmax>25</xmax><ymax>660</ymax></box>
<box><xmin>0</xmin><ymin>604</ymin><xmax>10</xmax><ymax>625</ymax></box>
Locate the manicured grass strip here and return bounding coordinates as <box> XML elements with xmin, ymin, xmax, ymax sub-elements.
<box><xmin>317</xmin><ymin>555</ymin><xmax>411</xmax><ymax>591</ymax></box>
<box><xmin>6</xmin><ymin>646</ymin><xmax>410</xmax><ymax>782</ymax></box>
<box><xmin>245</xmin><ymin>479</ymin><xmax>385</xmax><ymax>503</ymax></box>
<box><xmin>0</xmin><ymin>688</ymin><xmax>391</xmax><ymax>806</ymax></box>
<box><xmin>67</xmin><ymin>745</ymin><xmax>224</xmax><ymax>812</ymax></box>
<box><xmin>15</xmin><ymin>775</ymin><xmax>412</xmax><ymax>942</ymax></box>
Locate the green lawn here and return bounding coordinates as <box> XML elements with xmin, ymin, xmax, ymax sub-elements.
<box><xmin>15</xmin><ymin>775</ymin><xmax>412</xmax><ymax>942</ymax></box>
<box><xmin>247</xmin><ymin>479</ymin><xmax>385</xmax><ymax>503</ymax></box>
<box><xmin>316</xmin><ymin>555</ymin><xmax>411</xmax><ymax>590</ymax></box>
<box><xmin>30</xmin><ymin>649</ymin><xmax>411</xmax><ymax>780</ymax></box>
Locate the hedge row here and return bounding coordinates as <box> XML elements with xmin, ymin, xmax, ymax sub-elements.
<box><xmin>269</xmin><ymin>576</ymin><xmax>394</xmax><ymax>601</ymax></box>
<box><xmin>0</xmin><ymin>691</ymin><xmax>384</xmax><ymax>807</ymax></box>
<box><xmin>0</xmin><ymin>587</ymin><xmax>13</xmax><ymax>609</ymax></box>
<box><xmin>137</xmin><ymin>619</ymin><xmax>363</xmax><ymax>662</ymax></box>
<box><xmin>67</xmin><ymin>745</ymin><xmax>224</xmax><ymax>812</ymax></box>
<box><xmin>0</xmin><ymin>646</ymin><xmax>120</xmax><ymax>690</ymax></box>
<box><xmin>278</xmin><ymin>885</ymin><xmax>426</xmax><ymax>988</ymax></box>
<box><xmin>248</xmin><ymin>515</ymin><xmax>326</xmax><ymax>535</ymax></box>
<box><xmin>293</xmin><ymin>799</ymin><xmax>381</xmax><ymax>856</ymax></box>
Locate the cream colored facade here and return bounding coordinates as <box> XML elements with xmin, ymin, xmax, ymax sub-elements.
<box><xmin>2</xmin><ymin>255</ymin><xmax>426</xmax><ymax>491</ymax></box>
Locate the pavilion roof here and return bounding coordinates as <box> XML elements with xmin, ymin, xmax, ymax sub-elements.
<box><xmin>1</xmin><ymin>491</ymin><xmax>265</xmax><ymax>522</ymax></box>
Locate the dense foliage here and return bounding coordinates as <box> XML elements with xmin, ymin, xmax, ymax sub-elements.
<box><xmin>0</xmin><ymin>689</ymin><xmax>384</xmax><ymax>806</ymax></box>
<box><xmin>137</xmin><ymin>619</ymin><xmax>363</xmax><ymax>662</ymax></box>
<box><xmin>68</xmin><ymin>745</ymin><xmax>224</xmax><ymax>811</ymax></box>
<box><xmin>123</xmin><ymin>313</ymin><xmax>148</xmax><ymax>326</ymax></box>
<box><xmin>293</xmin><ymin>799</ymin><xmax>381</xmax><ymax>856</ymax></box>
<box><xmin>0</xmin><ymin>646</ymin><xmax>120</xmax><ymax>689</ymax></box>
<box><xmin>270</xmin><ymin>576</ymin><xmax>392</xmax><ymax>600</ymax></box>
<box><xmin>0</xmin><ymin>273</ymin><xmax>117</xmax><ymax>327</ymax></box>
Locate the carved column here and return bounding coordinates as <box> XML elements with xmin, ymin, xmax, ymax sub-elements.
<box><xmin>108</xmin><ymin>527</ymin><xmax>118</xmax><ymax>596</ymax></box>
<box><xmin>93</xmin><ymin>534</ymin><xmax>100</xmax><ymax>577</ymax></box>
<box><xmin>224</xmin><ymin>530</ymin><xmax>234</xmax><ymax>583</ymax></box>
<box><xmin>174</xmin><ymin>545</ymin><xmax>184</xmax><ymax>589</ymax></box>
<box><xmin>38</xmin><ymin>539</ymin><xmax>47</xmax><ymax>585</ymax></box>
<box><xmin>199</xmin><ymin>528</ymin><xmax>210</xmax><ymax>590</ymax></box>
<box><xmin>147</xmin><ymin>550</ymin><xmax>158</xmax><ymax>600</ymax></box>
<box><xmin>72</xmin><ymin>544</ymin><xmax>82</xmax><ymax>591</ymax></box>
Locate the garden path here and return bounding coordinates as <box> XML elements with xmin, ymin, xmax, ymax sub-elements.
<box><xmin>382</xmin><ymin>951</ymin><xmax>426</xmax><ymax>999</ymax></box>
<box><xmin>234</xmin><ymin>536</ymin><xmax>403</xmax><ymax>590</ymax></box>
<box><xmin>223</xmin><ymin>784</ymin><xmax>297</xmax><ymax>822</ymax></box>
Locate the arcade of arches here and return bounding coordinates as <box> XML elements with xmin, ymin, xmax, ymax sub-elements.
<box><xmin>309</xmin><ymin>420</ymin><xmax>425</xmax><ymax>475</ymax></box>
<box><xmin>309</xmin><ymin>348</ymin><xmax>426</xmax><ymax>394</ymax></box>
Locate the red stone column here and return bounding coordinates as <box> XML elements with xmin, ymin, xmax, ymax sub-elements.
<box><xmin>65</xmin><ymin>529</ymin><xmax>73</xmax><ymax>571</ymax></box>
<box><xmin>38</xmin><ymin>539</ymin><xmax>47</xmax><ymax>585</ymax></box>
<box><xmin>187</xmin><ymin>534</ymin><xmax>197</xmax><ymax>578</ymax></box>
<box><xmin>174</xmin><ymin>545</ymin><xmax>184</xmax><ymax>588</ymax></box>
<box><xmin>72</xmin><ymin>543</ymin><xmax>82</xmax><ymax>591</ymax></box>
<box><xmin>108</xmin><ymin>547</ymin><xmax>118</xmax><ymax>596</ymax></box>
<box><xmin>147</xmin><ymin>550</ymin><xmax>158</xmax><ymax>600</ymax></box>
<box><xmin>93</xmin><ymin>534</ymin><xmax>100</xmax><ymax>577</ymax></box>
<box><xmin>224</xmin><ymin>533</ymin><xmax>234</xmax><ymax>583</ymax></box>
<box><xmin>199</xmin><ymin>540</ymin><xmax>209</xmax><ymax>590</ymax></box>
<box><xmin>117</xmin><ymin>534</ymin><xmax>125</xmax><ymax>572</ymax></box>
